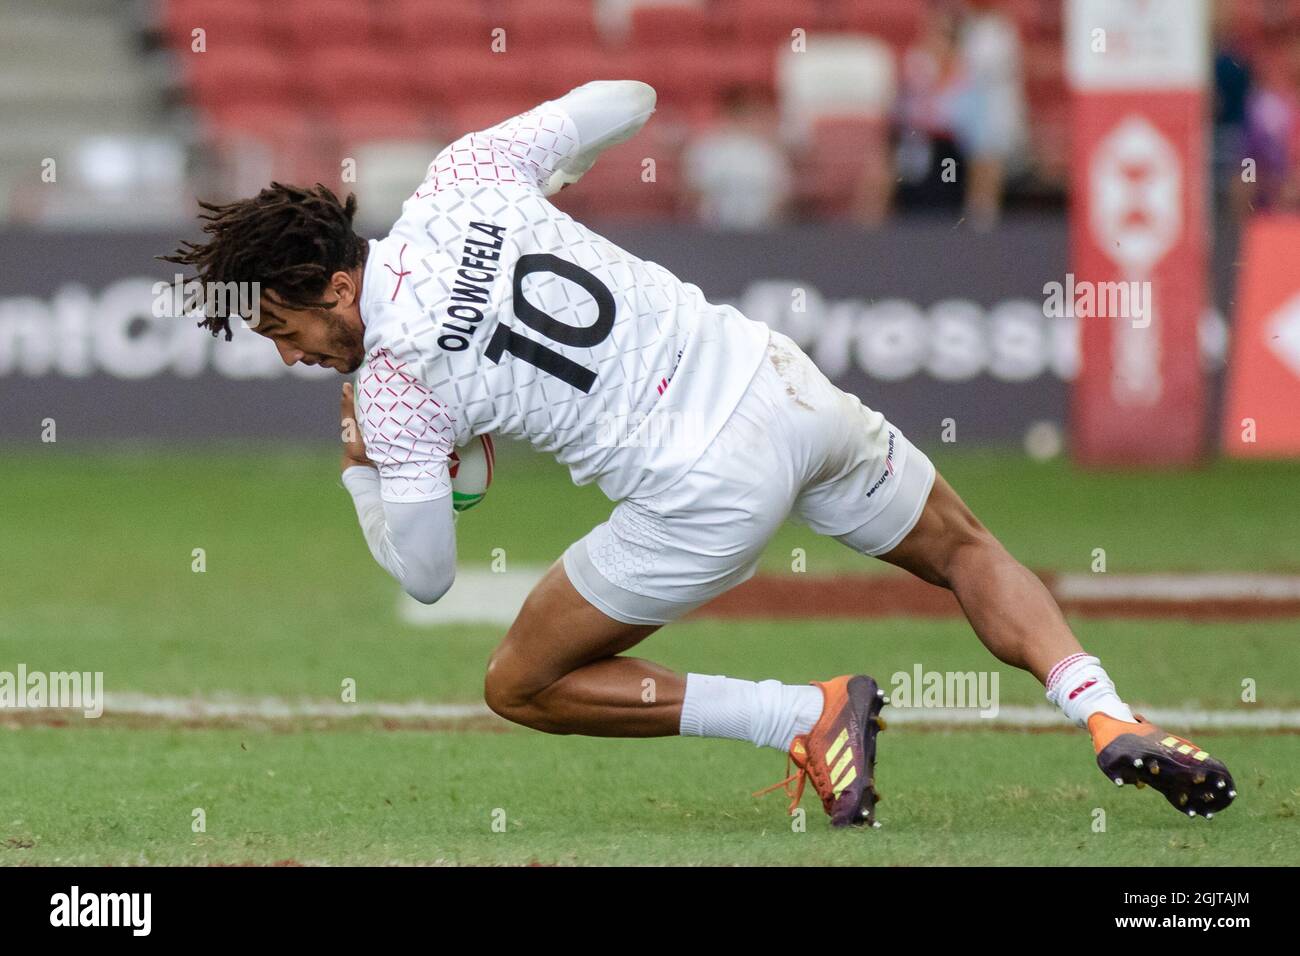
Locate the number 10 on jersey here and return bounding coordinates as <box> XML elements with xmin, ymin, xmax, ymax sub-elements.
<box><xmin>485</xmin><ymin>253</ymin><xmax>615</xmax><ymax>393</ymax></box>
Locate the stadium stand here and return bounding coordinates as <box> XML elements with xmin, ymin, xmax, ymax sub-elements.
<box><xmin>3</xmin><ymin>0</ymin><xmax>1299</xmax><ymax>225</ymax></box>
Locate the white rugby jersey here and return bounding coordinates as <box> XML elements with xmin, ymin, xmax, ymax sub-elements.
<box><xmin>354</xmin><ymin>81</ymin><xmax>771</xmax><ymax>504</ymax></box>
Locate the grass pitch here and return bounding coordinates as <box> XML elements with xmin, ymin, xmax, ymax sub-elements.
<box><xmin>2</xmin><ymin>727</ymin><xmax>1295</xmax><ymax>866</ymax></box>
<box><xmin>2</xmin><ymin>446</ymin><xmax>1297</xmax><ymax>865</ymax></box>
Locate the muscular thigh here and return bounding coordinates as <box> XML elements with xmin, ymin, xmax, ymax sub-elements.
<box><xmin>873</xmin><ymin>470</ymin><xmax>992</xmax><ymax>587</ymax></box>
<box><xmin>486</xmin><ymin>559</ymin><xmax>660</xmax><ymax>700</ymax></box>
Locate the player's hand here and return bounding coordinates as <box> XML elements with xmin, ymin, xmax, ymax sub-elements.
<box><xmin>340</xmin><ymin>382</ymin><xmax>374</xmax><ymax>472</ymax></box>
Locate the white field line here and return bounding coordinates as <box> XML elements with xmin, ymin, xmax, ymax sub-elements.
<box><xmin>1054</xmin><ymin>573</ymin><xmax>1300</xmax><ymax>601</ymax></box>
<box><xmin>93</xmin><ymin>694</ymin><xmax>485</xmax><ymax>721</ymax></box>
<box><xmin>2</xmin><ymin>693</ymin><xmax>1297</xmax><ymax>730</ymax></box>
<box><xmin>399</xmin><ymin>566</ymin><xmax>545</xmax><ymax>626</ymax></box>
<box><xmin>399</xmin><ymin>570</ymin><xmax>1300</xmax><ymax>627</ymax></box>
<box><xmin>881</xmin><ymin>705</ymin><xmax>1300</xmax><ymax>729</ymax></box>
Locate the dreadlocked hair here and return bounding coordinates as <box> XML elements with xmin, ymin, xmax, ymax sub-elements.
<box><xmin>158</xmin><ymin>182</ymin><xmax>366</xmax><ymax>340</ymax></box>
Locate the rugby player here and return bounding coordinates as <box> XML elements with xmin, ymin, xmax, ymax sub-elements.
<box><xmin>163</xmin><ymin>81</ymin><xmax>1235</xmax><ymax>826</ymax></box>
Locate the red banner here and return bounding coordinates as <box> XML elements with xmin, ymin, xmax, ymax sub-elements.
<box><xmin>1066</xmin><ymin>0</ymin><xmax>1209</xmax><ymax>466</ymax></box>
<box><xmin>1222</xmin><ymin>216</ymin><xmax>1300</xmax><ymax>458</ymax></box>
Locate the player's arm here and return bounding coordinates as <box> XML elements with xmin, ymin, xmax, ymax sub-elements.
<box><xmin>418</xmin><ymin>80</ymin><xmax>656</xmax><ymax>199</ymax></box>
<box><xmin>341</xmin><ymin>465</ymin><xmax>456</xmax><ymax>605</ymax></box>
<box><xmin>339</xmin><ymin>381</ymin><xmax>457</xmax><ymax>605</ymax></box>
<box><xmin>530</xmin><ymin>79</ymin><xmax>658</xmax><ymax>196</ymax></box>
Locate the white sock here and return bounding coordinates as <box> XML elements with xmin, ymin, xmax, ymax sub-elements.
<box><xmin>679</xmin><ymin>673</ymin><xmax>824</xmax><ymax>751</ymax></box>
<box><xmin>1045</xmin><ymin>652</ymin><xmax>1136</xmax><ymax>728</ymax></box>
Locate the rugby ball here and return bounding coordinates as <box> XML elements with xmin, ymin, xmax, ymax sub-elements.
<box><xmin>449</xmin><ymin>434</ymin><xmax>494</xmax><ymax>512</ymax></box>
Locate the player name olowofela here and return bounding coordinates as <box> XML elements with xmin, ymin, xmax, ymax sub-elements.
<box><xmin>439</xmin><ymin>220</ymin><xmax>507</xmax><ymax>352</ymax></box>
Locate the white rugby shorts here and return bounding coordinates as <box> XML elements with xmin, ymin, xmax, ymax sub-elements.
<box><xmin>562</xmin><ymin>329</ymin><xmax>936</xmax><ymax>624</ymax></box>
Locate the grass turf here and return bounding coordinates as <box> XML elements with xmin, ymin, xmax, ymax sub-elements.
<box><xmin>1</xmin><ymin>725</ymin><xmax>1295</xmax><ymax>866</ymax></box>
<box><xmin>2</xmin><ymin>447</ymin><xmax>1298</xmax><ymax>864</ymax></box>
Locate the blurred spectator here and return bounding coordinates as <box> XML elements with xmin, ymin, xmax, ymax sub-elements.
<box><xmin>956</xmin><ymin>0</ymin><xmax>1029</xmax><ymax>226</ymax></box>
<box><xmin>894</xmin><ymin>2</ymin><xmax>968</xmax><ymax>213</ymax></box>
<box><xmin>681</xmin><ymin>84</ymin><xmax>793</xmax><ymax>229</ymax></box>
<box><xmin>776</xmin><ymin>33</ymin><xmax>896</xmax><ymax>226</ymax></box>
<box><xmin>1213</xmin><ymin>2</ymin><xmax>1256</xmax><ymax>219</ymax></box>
<box><xmin>893</xmin><ymin>0</ymin><xmax>1028</xmax><ymax>226</ymax></box>
<box><xmin>1243</xmin><ymin>50</ymin><xmax>1300</xmax><ymax>212</ymax></box>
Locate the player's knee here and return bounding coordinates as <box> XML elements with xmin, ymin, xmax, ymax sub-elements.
<box><xmin>482</xmin><ymin>653</ymin><xmax>519</xmax><ymax>720</ymax></box>
<box><xmin>483</xmin><ymin>650</ymin><xmax>542</xmax><ymax>726</ymax></box>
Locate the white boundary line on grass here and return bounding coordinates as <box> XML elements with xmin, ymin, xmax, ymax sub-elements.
<box><xmin>398</xmin><ymin>566</ymin><xmax>545</xmax><ymax>626</ymax></box>
<box><xmin>1053</xmin><ymin>573</ymin><xmax>1300</xmax><ymax>600</ymax></box>
<box><xmin>102</xmin><ymin>693</ymin><xmax>487</xmax><ymax>721</ymax></box>
<box><xmin>397</xmin><ymin>570</ymin><xmax>1300</xmax><ymax>626</ymax></box>
<box><xmin>882</xmin><ymin>705</ymin><xmax>1300</xmax><ymax>729</ymax></box>
<box><xmin>4</xmin><ymin>694</ymin><xmax>1294</xmax><ymax>730</ymax></box>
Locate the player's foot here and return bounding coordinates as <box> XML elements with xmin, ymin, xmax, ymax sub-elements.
<box><xmin>753</xmin><ymin>674</ymin><xmax>887</xmax><ymax>828</ymax></box>
<box><xmin>1089</xmin><ymin>712</ymin><xmax>1236</xmax><ymax>819</ymax></box>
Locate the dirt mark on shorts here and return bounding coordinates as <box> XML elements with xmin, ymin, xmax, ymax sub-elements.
<box><xmin>768</xmin><ymin>346</ymin><xmax>815</xmax><ymax>411</ymax></box>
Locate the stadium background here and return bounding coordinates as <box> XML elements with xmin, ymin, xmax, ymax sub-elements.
<box><xmin>2</xmin><ymin>0</ymin><xmax>1298</xmax><ymax>865</ymax></box>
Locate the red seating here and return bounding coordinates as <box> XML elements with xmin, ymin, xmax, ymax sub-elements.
<box><xmin>715</xmin><ymin>0</ymin><xmax>839</xmax><ymax>48</ymax></box>
<box><xmin>329</xmin><ymin>102</ymin><xmax>435</xmax><ymax>146</ymax></box>
<box><xmin>628</xmin><ymin>5</ymin><xmax>716</xmax><ymax>47</ymax></box>
<box><xmin>163</xmin><ymin>0</ymin><xmax>265</xmax><ymax>48</ymax></box>
<box><xmin>183</xmin><ymin>44</ymin><xmax>292</xmax><ymax>108</ymax></box>
<box><xmin>271</xmin><ymin>0</ymin><xmax>379</xmax><ymax>49</ymax></box>
<box><xmin>296</xmin><ymin>44</ymin><xmax>413</xmax><ymax>108</ymax></box>
<box><xmin>839</xmin><ymin>0</ymin><xmax>920</xmax><ymax>52</ymax></box>
<box><xmin>203</xmin><ymin>101</ymin><xmax>313</xmax><ymax>143</ymax></box>
<box><xmin>797</xmin><ymin>116</ymin><xmax>890</xmax><ymax>220</ymax></box>
<box><xmin>542</xmin><ymin>46</ymin><xmax>634</xmax><ymax>94</ymax></box>
<box><xmin>692</xmin><ymin>47</ymin><xmax>778</xmax><ymax>99</ymax></box>
<box><xmin>202</xmin><ymin>103</ymin><xmax>330</xmax><ymax>187</ymax></box>
<box><xmin>382</xmin><ymin>0</ymin><xmax>492</xmax><ymax>50</ymax></box>
<box><xmin>623</xmin><ymin>45</ymin><xmax>706</xmax><ymax>107</ymax></box>
<box><xmin>156</xmin><ymin>0</ymin><xmax>1073</xmax><ymax>219</ymax></box>
<box><xmin>504</xmin><ymin>4</ymin><xmax>602</xmax><ymax>49</ymax></box>
<box><xmin>622</xmin><ymin>42</ymin><xmax>776</xmax><ymax>125</ymax></box>
<box><xmin>408</xmin><ymin>47</ymin><xmax>538</xmax><ymax>109</ymax></box>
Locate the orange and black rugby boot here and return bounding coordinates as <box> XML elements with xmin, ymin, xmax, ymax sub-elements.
<box><xmin>754</xmin><ymin>674</ymin><xmax>887</xmax><ymax>828</ymax></box>
<box><xmin>1090</xmin><ymin>712</ymin><xmax>1236</xmax><ymax>819</ymax></box>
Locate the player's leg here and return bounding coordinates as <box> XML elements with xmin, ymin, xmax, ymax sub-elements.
<box><xmin>872</xmin><ymin>470</ymin><xmax>1081</xmax><ymax>682</ymax></box>
<box><xmin>483</xmin><ymin>553</ymin><xmax>830</xmax><ymax>755</ymax></box>
<box><xmin>839</xmin><ymin>460</ymin><xmax>1133</xmax><ymax>721</ymax></box>
<box><xmin>770</xmin><ymin>329</ymin><xmax>1066</xmax><ymax>678</ymax></box>
<box><xmin>774</xmin><ymin>326</ymin><xmax>1235</xmax><ymax>818</ymax></box>
<box><xmin>482</xmin><ymin>558</ymin><xmax>680</xmax><ymax>737</ymax></box>
<box><xmin>807</xmin><ymin>408</ymin><xmax>1237</xmax><ymax>816</ymax></box>
<box><xmin>485</xmin><ymin>542</ymin><xmax>880</xmax><ymax>826</ymax></box>
<box><xmin>483</xmin><ymin>341</ymin><xmax>885</xmax><ymax>826</ymax></box>
<box><xmin>483</xmin><ymin>378</ymin><xmax>817</xmax><ymax>741</ymax></box>
<box><xmin>861</xmin><ymin>473</ymin><xmax>1236</xmax><ymax>816</ymax></box>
